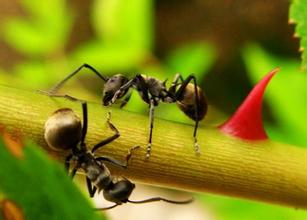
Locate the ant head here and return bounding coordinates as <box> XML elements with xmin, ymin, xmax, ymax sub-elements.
<box><xmin>102</xmin><ymin>74</ymin><xmax>129</xmax><ymax>106</ymax></box>
<box><xmin>44</xmin><ymin>108</ymin><xmax>82</xmax><ymax>151</ymax></box>
<box><xmin>103</xmin><ymin>179</ymin><xmax>135</xmax><ymax>204</ymax></box>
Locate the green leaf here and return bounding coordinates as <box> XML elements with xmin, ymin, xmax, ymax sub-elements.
<box><xmin>0</xmin><ymin>135</ymin><xmax>104</xmax><ymax>220</ymax></box>
<box><xmin>92</xmin><ymin>0</ymin><xmax>153</xmax><ymax>50</ymax></box>
<box><xmin>72</xmin><ymin>41</ymin><xmax>147</xmax><ymax>71</ymax></box>
<box><xmin>13</xmin><ymin>61</ymin><xmax>64</xmax><ymax>88</ymax></box>
<box><xmin>3</xmin><ymin>20</ymin><xmax>53</xmax><ymax>55</ymax></box>
<box><xmin>289</xmin><ymin>0</ymin><xmax>307</xmax><ymax>69</ymax></box>
<box><xmin>79</xmin><ymin>0</ymin><xmax>153</xmax><ymax>68</ymax></box>
<box><xmin>166</xmin><ymin>42</ymin><xmax>216</xmax><ymax>78</ymax></box>
<box><xmin>14</xmin><ymin>61</ymin><xmax>52</xmax><ymax>88</ymax></box>
<box><xmin>21</xmin><ymin>0</ymin><xmax>69</xmax><ymax>25</ymax></box>
<box><xmin>2</xmin><ymin>0</ymin><xmax>72</xmax><ymax>56</ymax></box>
<box><xmin>242</xmin><ymin>43</ymin><xmax>307</xmax><ymax>147</ymax></box>
<box><xmin>199</xmin><ymin>194</ymin><xmax>307</xmax><ymax>220</ymax></box>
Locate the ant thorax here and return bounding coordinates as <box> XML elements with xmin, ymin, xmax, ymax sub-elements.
<box><xmin>82</xmin><ymin>155</ymin><xmax>112</xmax><ymax>190</ymax></box>
<box><xmin>139</xmin><ymin>75</ymin><xmax>169</xmax><ymax>100</ymax></box>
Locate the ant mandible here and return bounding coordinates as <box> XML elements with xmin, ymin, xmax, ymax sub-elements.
<box><xmin>44</xmin><ymin>64</ymin><xmax>208</xmax><ymax>158</ymax></box>
<box><xmin>44</xmin><ymin>101</ymin><xmax>193</xmax><ymax>209</ymax></box>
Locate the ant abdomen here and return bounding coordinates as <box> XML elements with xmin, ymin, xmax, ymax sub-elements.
<box><xmin>103</xmin><ymin>180</ymin><xmax>135</xmax><ymax>204</ymax></box>
<box><xmin>44</xmin><ymin>108</ymin><xmax>82</xmax><ymax>150</ymax></box>
<box><xmin>176</xmin><ymin>83</ymin><xmax>207</xmax><ymax>121</ymax></box>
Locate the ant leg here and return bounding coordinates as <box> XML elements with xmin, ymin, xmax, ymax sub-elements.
<box><xmin>46</xmin><ymin>63</ymin><xmax>107</xmax><ymax>95</ymax></box>
<box><xmin>65</xmin><ymin>153</ymin><xmax>79</xmax><ymax>179</ymax></box>
<box><xmin>111</xmin><ymin>74</ymin><xmax>150</xmax><ymax>104</ymax></box>
<box><xmin>70</xmin><ymin>166</ymin><xmax>78</xmax><ymax>180</ymax></box>
<box><xmin>80</xmin><ymin>102</ymin><xmax>88</xmax><ymax>149</ymax></box>
<box><xmin>96</xmin><ymin>156</ymin><xmax>128</xmax><ymax>168</ymax></box>
<box><xmin>95</xmin><ymin>146</ymin><xmax>140</xmax><ymax>168</ymax></box>
<box><xmin>120</xmin><ymin>91</ymin><xmax>132</xmax><ymax>108</ymax></box>
<box><xmin>91</xmin><ymin>112</ymin><xmax>120</xmax><ymax>153</ymax></box>
<box><xmin>168</xmin><ymin>73</ymin><xmax>185</xmax><ymax>94</ymax></box>
<box><xmin>65</xmin><ymin>153</ymin><xmax>73</xmax><ymax>173</ymax></box>
<box><xmin>86</xmin><ymin>177</ymin><xmax>97</xmax><ymax>197</ymax></box>
<box><xmin>146</xmin><ymin>99</ymin><xmax>155</xmax><ymax>159</ymax></box>
<box><xmin>110</xmin><ymin>79</ymin><xmax>135</xmax><ymax>104</ymax></box>
<box><xmin>175</xmin><ymin>75</ymin><xmax>201</xmax><ymax>155</ymax></box>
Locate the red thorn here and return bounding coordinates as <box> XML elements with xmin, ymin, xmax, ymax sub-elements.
<box><xmin>219</xmin><ymin>68</ymin><xmax>280</xmax><ymax>140</ymax></box>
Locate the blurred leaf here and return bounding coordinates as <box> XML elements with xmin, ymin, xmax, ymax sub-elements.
<box><xmin>11</xmin><ymin>60</ymin><xmax>73</xmax><ymax>89</ymax></box>
<box><xmin>289</xmin><ymin>0</ymin><xmax>307</xmax><ymax>69</ymax></box>
<box><xmin>199</xmin><ymin>194</ymin><xmax>307</xmax><ymax>220</ymax></box>
<box><xmin>21</xmin><ymin>0</ymin><xmax>69</xmax><ymax>25</ymax></box>
<box><xmin>242</xmin><ymin>43</ymin><xmax>307</xmax><ymax>147</ymax></box>
<box><xmin>72</xmin><ymin>41</ymin><xmax>147</xmax><ymax>71</ymax></box>
<box><xmin>92</xmin><ymin>0</ymin><xmax>153</xmax><ymax>50</ymax></box>
<box><xmin>166</xmin><ymin>42</ymin><xmax>216</xmax><ymax>78</ymax></box>
<box><xmin>3</xmin><ymin>19</ymin><xmax>52</xmax><ymax>55</ymax></box>
<box><xmin>0</xmin><ymin>69</ymin><xmax>15</xmax><ymax>85</ymax></box>
<box><xmin>14</xmin><ymin>61</ymin><xmax>52</xmax><ymax>88</ymax></box>
<box><xmin>2</xmin><ymin>0</ymin><xmax>72</xmax><ymax>56</ymax></box>
<box><xmin>0</xmin><ymin>135</ymin><xmax>103</xmax><ymax>220</ymax></box>
<box><xmin>74</xmin><ymin>0</ymin><xmax>153</xmax><ymax>69</ymax></box>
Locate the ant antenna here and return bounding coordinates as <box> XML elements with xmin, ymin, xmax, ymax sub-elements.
<box><xmin>48</xmin><ymin>64</ymin><xmax>108</xmax><ymax>94</ymax></box>
<box><xmin>128</xmin><ymin>197</ymin><xmax>194</xmax><ymax>204</ymax></box>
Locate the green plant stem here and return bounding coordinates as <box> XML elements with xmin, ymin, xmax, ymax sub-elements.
<box><xmin>0</xmin><ymin>85</ymin><xmax>307</xmax><ymax>209</ymax></box>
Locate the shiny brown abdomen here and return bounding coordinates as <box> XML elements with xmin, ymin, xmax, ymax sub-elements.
<box><xmin>176</xmin><ymin>83</ymin><xmax>207</xmax><ymax>121</ymax></box>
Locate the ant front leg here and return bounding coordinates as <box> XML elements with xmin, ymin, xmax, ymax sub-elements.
<box><xmin>95</xmin><ymin>146</ymin><xmax>140</xmax><ymax>168</ymax></box>
<box><xmin>65</xmin><ymin>153</ymin><xmax>73</xmax><ymax>173</ymax></box>
<box><xmin>110</xmin><ymin>78</ymin><xmax>135</xmax><ymax>104</ymax></box>
<box><xmin>70</xmin><ymin>165</ymin><xmax>79</xmax><ymax>180</ymax></box>
<box><xmin>65</xmin><ymin>153</ymin><xmax>79</xmax><ymax>179</ymax></box>
<box><xmin>91</xmin><ymin>112</ymin><xmax>120</xmax><ymax>153</ymax></box>
<box><xmin>120</xmin><ymin>91</ymin><xmax>132</xmax><ymax>108</ymax></box>
<box><xmin>86</xmin><ymin>177</ymin><xmax>97</xmax><ymax>198</ymax></box>
<box><xmin>111</xmin><ymin>74</ymin><xmax>150</xmax><ymax>105</ymax></box>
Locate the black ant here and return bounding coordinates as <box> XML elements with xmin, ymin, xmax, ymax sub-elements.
<box><xmin>43</xmin><ymin>64</ymin><xmax>208</xmax><ymax>158</ymax></box>
<box><xmin>44</xmin><ymin>101</ymin><xmax>193</xmax><ymax>209</ymax></box>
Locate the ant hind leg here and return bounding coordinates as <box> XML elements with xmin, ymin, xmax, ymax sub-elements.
<box><xmin>175</xmin><ymin>75</ymin><xmax>201</xmax><ymax>155</ymax></box>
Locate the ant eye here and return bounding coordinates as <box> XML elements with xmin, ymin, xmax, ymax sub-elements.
<box><xmin>105</xmin><ymin>91</ymin><xmax>113</xmax><ymax>96</ymax></box>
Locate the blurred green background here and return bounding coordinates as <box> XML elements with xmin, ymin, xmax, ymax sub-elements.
<box><xmin>0</xmin><ymin>0</ymin><xmax>306</xmax><ymax>219</ymax></box>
